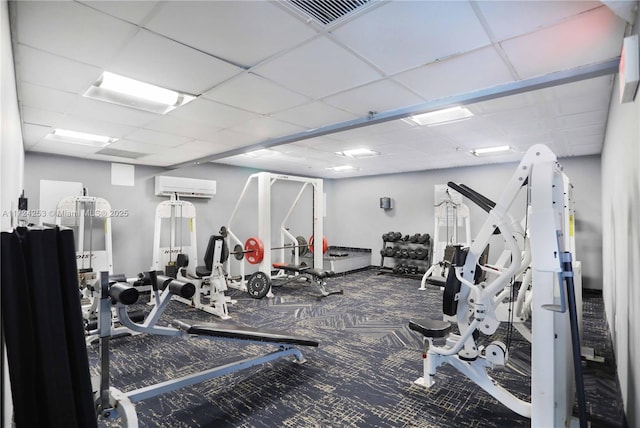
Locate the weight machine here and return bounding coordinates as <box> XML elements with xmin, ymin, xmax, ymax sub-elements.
<box><xmin>419</xmin><ymin>185</ymin><xmax>471</xmax><ymax>290</ymax></box>
<box><xmin>409</xmin><ymin>144</ymin><xmax>587</xmax><ymax>427</ymax></box>
<box><xmin>225</xmin><ymin>172</ymin><xmax>324</xmax><ymax>297</ymax></box>
<box><xmin>55</xmin><ymin>194</ymin><xmax>116</xmax><ymax>340</ymax></box>
<box><xmin>150</xmin><ymin>194</ymin><xmax>234</xmax><ymax>319</ymax></box>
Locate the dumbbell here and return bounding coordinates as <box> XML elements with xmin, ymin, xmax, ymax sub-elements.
<box><xmin>408</xmin><ymin>250</ymin><xmax>417</xmax><ymax>259</ymax></box>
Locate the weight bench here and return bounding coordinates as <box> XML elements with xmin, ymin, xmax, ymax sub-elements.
<box><xmin>100</xmin><ymin>272</ymin><xmax>319</xmax><ymax>426</ymax></box>
<box><xmin>272</xmin><ymin>263</ymin><xmax>343</xmax><ymax>298</ymax></box>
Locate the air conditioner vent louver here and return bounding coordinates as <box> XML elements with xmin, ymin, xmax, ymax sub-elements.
<box><xmin>96</xmin><ymin>148</ymin><xmax>146</xmax><ymax>159</ymax></box>
<box><xmin>287</xmin><ymin>0</ymin><xmax>373</xmax><ymax>25</ymax></box>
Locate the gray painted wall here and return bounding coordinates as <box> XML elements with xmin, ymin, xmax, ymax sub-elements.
<box><xmin>24</xmin><ymin>153</ymin><xmax>317</xmax><ymax>276</ymax></box>
<box><xmin>1</xmin><ymin>0</ymin><xmax>24</xmax><ymax>423</ymax></box>
<box><xmin>25</xmin><ymin>150</ymin><xmax>602</xmax><ymax>290</ymax></box>
<box><xmin>602</xmin><ymin>71</ymin><xmax>640</xmax><ymax>426</ymax></box>
<box><xmin>328</xmin><ymin>155</ymin><xmax>602</xmax><ymax>290</ymax></box>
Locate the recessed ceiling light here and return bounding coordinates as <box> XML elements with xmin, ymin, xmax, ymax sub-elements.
<box><xmin>46</xmin><ymin>129</ymin><xmax>116</xmax><ymax>148</ymax></box>
<box><xmin>402</xmin><ymin>106</ymin><xmax>474</xmax><ymax>127</ymax></box>
<box><xmin>326</xmin><ymin>165</ymin><xmax>356</xmax><ymax>172</ymax></box>
<box><xmin>470</xmin><ymin>145</ymin><xmax>513</xmax><ymax>157</ymax></box>
<box><xmin>335</xmin><ymin>148</ymin><xmax>380</xmax><ymax>158</ymax></box>
<box><xmin>83</xmin><ymin>72</ymin><xmax>195</xmax><ymax>114</ymax></box>
<box><xmin>244</xmin><ymin>149</ymin><xmax>279</xmax><ymax>158</ymax></box>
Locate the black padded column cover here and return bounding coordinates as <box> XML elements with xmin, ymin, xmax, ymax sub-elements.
<box><xmin>1</xmin><ymin>227</ymin><xmax>97</xmax><ymax>428</ymax></box>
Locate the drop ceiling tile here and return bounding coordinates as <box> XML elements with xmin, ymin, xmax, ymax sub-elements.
<box><xmin>175</xmin><ymin>140</ymin><xmax>236</xmax><ymax>155</ymax></box>
<box><xmin>393</xmin><ymin>46</ymin><xmax>515</xmax><ymax>101</ymax></box>
<box><xmin>79</xmin><ymin>1</ymin><xmax>160</xmax><ymax>25</ymax></box>
<box><xmin>56</xmin><ymin>115</ymin><xmax>135</xmax><ymax>140</ymax></box>
<box><xmin>205</xmin><ymin>129</ymin><xmax>258</xmax><ymax>149</ymax></box>
<box><xmin>168</xmin><ymin>98</ymin><xmax>260</xmax><ymax>128</ymax></box>
<box><xmin>500</xmin><ymin>7</ymin><xmax>625</xmax><ymax>79</ymax></box>
<box><xmin>143</xmin><ymin>117</ymin><xmax>225</xmax><ymax>143</ymax></box>
<box><xmin>15</xmin><ymin>1</ymin><xmax>138</xmax><ymax>67</ymax></box>
<box><xmin>557</xmin><ymin>110</ymin><xmax>608</xmax><ymax>129</ymax></box>
<box><xmin>227</xmin><ymin>117</ymin><xmax>305</xmax><ymax>140</ymax></box>
<box><xmin>19</xmin><ymin>83</ymin><xmax>78</xmax><ymax>113</ymax></box>
<box><xmin>125</xmin><ymin>128</ymin><xmax>192</xmax><ymax>148</ymax></box>
<box><xmin>253</xmin><ymin>37</ymin><xmax>382</xmax><ymax>99</ymax></box>
<box><xmin>106</xmin><ymin>139</ymin><xmax>167</xmax><ymax>154</ymax></box>
<box><xmin>16</xmin><ymin>45</ymin><xmax>103</xmax><ymax>94</ymax></box>
<box><xmin>323</xmin><ymin>79</ymin><xmax>424</xmax><ymax>116</ymax></box>
<box><xmin>69</xmin><ymin>97</ymin><xmax>158</xmax><ymax>128</ymax></box>
<box><xmin>21</xmin><ymin>106</ymin><xmax>65</xmax><ymax>128</ymax></box>
<box><xmin>331</xmin><ymin>1</ymin><xmax>490</xmax><ymax>75</ymax></box>
<box><xmin>271</xmin><ymin>101</ymin><xmax>358</xmax><ymax>129</ymax></box>
<box><xmin>145</xmin><ymin>1</ymin><xmax>317</xmax><ymax>67</ymax></box>
<box><xmin>108</xmin><ymin>30</ymin><xmax>242</xmax><ymax>95</ymax></box>
<box><xmin>29</xmin><ymin>140</ymin><xmax>100</xmax><ymax>156</ymax></box>
<box><xmin>22</xmin><ymin>123</ymin><xmax>52</xmax><ymax>148</ymax></box>
<box><xmin>476</xmin><ymin>1</ymin><xmax>602</xmax><ymax>41</ymax></box>
<box><xmin>139</xmin><ymin>147</ymin><xmax>213</xmax><ymax>164</ymax></box>
<box><xmin>203</xmin><ymin>73</ymin><xmax>310</xmax><ymax>115</ymax></box>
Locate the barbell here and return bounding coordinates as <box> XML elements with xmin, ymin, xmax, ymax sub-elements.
<box><xmin>228</xmin><ymin>235</ymin><xmax>329</xmax><ymax>265</ymax></box>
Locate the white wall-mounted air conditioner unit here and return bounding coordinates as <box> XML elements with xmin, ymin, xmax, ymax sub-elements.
<box><xmin>154</xmin><ymin>176</ymin><xmax>216</xmax><ymax>199</ymax></box>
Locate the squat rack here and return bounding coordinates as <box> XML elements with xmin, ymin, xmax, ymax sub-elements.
<box><xmin>225</xmin><ymin>172</ymin><xmax>324</xmax><ymax>288</ymax></box>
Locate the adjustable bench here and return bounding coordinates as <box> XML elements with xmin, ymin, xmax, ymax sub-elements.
<box><xmin>272</xmin><ymin>263</ymin><xmax>343</xmax><ymax>297</ymax></box>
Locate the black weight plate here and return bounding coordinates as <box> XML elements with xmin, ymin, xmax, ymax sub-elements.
<box><xmin>247</xmin><ymin>271</ymin><xmax>270</xmax><ymax>299</ymax></box>
<box><xmin>296</xmin><ymin>236</ymin><xmax>309</xmax><ymax>257</ymax></box>
<box><xmin>233</xmin><ymin>244</ymin><xmax>244</xmax><ymax>260</ymax></box>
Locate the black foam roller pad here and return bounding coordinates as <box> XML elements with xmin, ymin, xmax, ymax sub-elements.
<box><xmin>164</xmin><ymin>277</ymin><xmax>196</xmax><ymax>299</ymax></box>
<box><xmin>109</xmin><ymin>282</ymin><xmax>139</xmax><ymax>305</ymax></box>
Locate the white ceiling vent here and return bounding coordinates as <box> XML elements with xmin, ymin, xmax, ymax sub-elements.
<box><xmin>286</xmin><ymin>0</ymin><xmax>374</xmax><ymax>26</ymax></box>
<box><xmin>96</xmin><ymin>148</ymin><xmax>146</xmax><ymax>159</ymax></box>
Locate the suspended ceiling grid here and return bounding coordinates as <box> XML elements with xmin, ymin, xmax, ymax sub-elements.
<box><xmin>10</xmin><ymin>0</ymin><xmax>632</xmax><ymax>178</ymax></box>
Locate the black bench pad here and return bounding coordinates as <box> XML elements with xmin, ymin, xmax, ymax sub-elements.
<box><xmin>274</xmin><ymin>264</ymin><xmax>334</xmax><ymax>279</ymax></box>
<box><xmin>409</xmin><ymin>319</ymin><xmax>452</xmax><ymax>338</ymax></box>
<box><xmin>172</xmin><ymin>319</ymin><xmax>319</xmax><ymax>347</ymax></box>
<box><xmin>195</xmin><ymin>265</ymin><xmax>212</xmax><ymax>278</ymax></box>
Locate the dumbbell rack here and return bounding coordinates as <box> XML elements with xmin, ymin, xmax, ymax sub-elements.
<box><xmin>379</xmin><ymin>232</ymin><xmax>433</xmax><ymax>278</ymax></box>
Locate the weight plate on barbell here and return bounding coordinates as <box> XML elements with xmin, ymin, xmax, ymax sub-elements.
<box><xmin>244</xmin><ymin>237</ymin><xmax>265</xmax><ymax>265</ymax></box>
<box><xmin>233</xmin><ymin>244</ymin><xmax>244</xmax><ymax>261</ymax></box>
<box><xmin>247</xmin><ymin>271</ymin><xmax>270</xmax><ymax>299</ymax></box>
<box><xmin>309</xmin><ymin>235</ymin><xmax>328</xmax><ymax>254</ymax></box>
<box><xmin>295</xmin><ymin>236</ymin><xmax>309</xmax><ymax>257</ymax></box>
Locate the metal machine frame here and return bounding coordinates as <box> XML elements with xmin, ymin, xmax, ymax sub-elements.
<box><xmin>150</xmin><ymin>195</ymin><xmax>233</xmax><ymax>319</ymax></box>
<box><xmin>412</xmin><ymin>144</ymin><xmax>585</xmax><ymax>427</ymax></box>
<box><xmin>420</xmin><ymin>186</ymin><xmax>471</xmax><ymax>290</ymax></box>
<box><xmin>96</xmin><ymin>272</ymin><xmax>316</xmax><ymax>427</ymax></box>
<box><xmin>55</xmin><ymin>195</ymin><xmax>115</xmax><ymax>340</ymax></box>
<box><xmin>225</xmin><ymin>172</ymin><xmax>324</xmax><ymax>294</ymax></box>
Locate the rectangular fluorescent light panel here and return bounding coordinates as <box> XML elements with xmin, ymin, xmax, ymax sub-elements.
<box><xmin>83</xmin><ymin>72</ymin><xmax>195</xmax><ymax>114</ymax></box>
<box><xmin>244</xmin><ymin>149</ymin><xmax>279</xmax><ymax>158</ymax></box>
<box><xmin>335</xmin><ymin>148</ymin><xmax>379</xmax><ymax>158</ymax></box>
<box><xmin>46</xmin><ymin>129</ymin><xmax>116</xmax><ymax>148</ymax></box>
<box><xmin>470</xmin><ymin>145</ymin><xmax>512</xmax><ymax>157</ymax></box>
<box><xmin>404</xmin><ymin>106</ymin><xmax>474</xmax><ymax>126</ymax></box>
<box><xmin>326</xmin><ymin>165</ymin><xmax>355</xmax><ymax>172</ymax></box>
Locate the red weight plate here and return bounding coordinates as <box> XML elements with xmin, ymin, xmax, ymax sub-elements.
<box><xmin>244</xmin><ymin>237</ymin><xmax>264</xmax><ymax>264</ymax></box>
<box><xmin>308</xmin><ymin>235</ymin><xmax>329</xmax><ymax>254</ymax></box>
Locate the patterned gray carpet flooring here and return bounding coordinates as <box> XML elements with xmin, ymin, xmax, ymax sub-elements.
<box><xmin>90</xmin><ymin>269</ymin><xmax>624</xmax><ymax>427</ymax></box>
